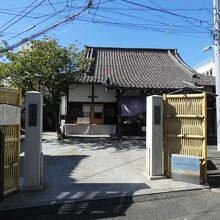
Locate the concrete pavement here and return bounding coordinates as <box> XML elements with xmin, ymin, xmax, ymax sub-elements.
<box><xmin>0</xmin><ymin>133</ymin><xmax>213</xmax><ymax>210</ymax></box>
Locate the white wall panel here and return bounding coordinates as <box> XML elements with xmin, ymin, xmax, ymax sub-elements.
<box><xmin>94</xmin><ymin>85</ymin><xmax>116</xmax><ymax>103</ymax></box>
<box><xmin>69</xmin><ymin>85</ymin><xmax>92</xmax><ymax>102</ymax></box>
<box><xmin>68</xmin><ymin>84</ymin><xmax>116</xmax><ymax>103</ymax></box>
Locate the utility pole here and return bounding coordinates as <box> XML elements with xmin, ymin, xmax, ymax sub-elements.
<box><xmin>214</xmin><ymin>0</ymin><xmax>220</xmax><ymax>151</ymax></box>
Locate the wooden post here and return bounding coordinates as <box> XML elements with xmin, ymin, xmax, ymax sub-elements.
<box><xmin>92</xmin><ymin>84</ymin><xmax>94</xmax><ymax>103</ymax></box>
<box><xmin>163</xmin><ymin>94</ymin><xmax>168</xmax><ymax>175</ymax></box>
<box><xmin>202</xmin><ymin>92</ymin><xmax>207</xmax><ymax>184</ymax></box>
<box><xmin>117</xmin><ymin>90</ymin><xmax>122</xmax><ymax>138</ymax></box>
<box><xmin>0</xmin><ymin>126</ymin><xmax>5</xmax><ymax>200</ymax></box>
<box><xmin>16</xmin><ymin>90</ymin><xmax>21</xmax><ymax>190</ymax></box>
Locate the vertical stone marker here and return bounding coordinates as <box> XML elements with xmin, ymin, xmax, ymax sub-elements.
<box><xmin>146</xmin><ymin>95</ymin><xmax>164</xmax><ymax>179</ymax></box>
<box><xmin>23</xmin><ymin>91</ymin><xmax>44</xmax><ymax>190</ymax></box>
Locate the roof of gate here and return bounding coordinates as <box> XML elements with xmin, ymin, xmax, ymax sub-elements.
<box><xmin>74</xmin><ymin>46</ymin><xmax>215</xmax><ymax>90</ymax></box>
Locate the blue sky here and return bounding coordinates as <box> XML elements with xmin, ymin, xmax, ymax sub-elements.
<box><xmin>0</xmin><ymin>0</ymin><xmax>214</xmax><ymax>67</ymax></box>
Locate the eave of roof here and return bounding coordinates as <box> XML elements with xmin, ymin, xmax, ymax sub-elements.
<box><xmin>73</xmin><ymin>46</ymin><xmax>215</xmax><ymax>89</ymax></box>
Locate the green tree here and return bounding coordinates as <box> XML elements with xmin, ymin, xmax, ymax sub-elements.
<box><xmin>1</xmin><ymin>37</ymin><xmax>92</xmax><ymax>138</ymax></box>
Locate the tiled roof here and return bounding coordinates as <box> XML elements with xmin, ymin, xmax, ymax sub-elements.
<box><xmin>76</xmin><ymin>46</ymin><xmax>215</xmax><ymax>90</ymax></box>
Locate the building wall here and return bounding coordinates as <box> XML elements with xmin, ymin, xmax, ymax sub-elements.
<box><xmin>194</xmin><ymin>59</ymin><xmax>215</xmax><ymax>76</ymax></box>
<box><xmin>69</xmin><ymin>85</ymin><xmax>92</xmax><ymax>102</ymax></box>
<box><xmin>94</xmin><ymin>85</ymin><xmax>116</xmax><ymax>102</ymax></box>
<box><xmin>69</xmin><ymin>84</ymin><xmax>116</xmax><ymax>103</ymax></box>
<box><xmin>66</xmin><ymin>84</ymin><xmax>117</xmax><ymax>125</ymax></box>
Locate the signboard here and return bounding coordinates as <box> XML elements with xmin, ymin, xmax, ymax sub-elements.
<box><xmin>171</xmin><ymin>154</ymin><xmax>200</xmax><ymax>184</ymax></box>
<box><xmin>0</xmin><ymin>104</ymin><xmax>21</xmax><ymax>125</ymax></box>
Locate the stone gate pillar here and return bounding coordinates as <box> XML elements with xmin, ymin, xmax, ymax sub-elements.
<box><xmin>146</xmin><ymin>95</ymin><xmax>164</xmax><ymax>179</ymax></box>
<box><xmin>23</xmin><ymin>91</ymin><xmax>44</xmax><ymax>189</ymax></box>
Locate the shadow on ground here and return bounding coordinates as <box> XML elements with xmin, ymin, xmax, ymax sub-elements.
<box><xmin>0</xmin><ymin>192</ymin><xmax>136</xmax><ymax>220</ymax></box>
<box><xmin>0</xmin><ymin>145</ymin><xmax>148</xmax><ymax>215</ymax></box>
<box><xmin>43</xmin><ymin>137</ymin><xmax>146</xmax><ymax>153</ymax></box>
<box><xmin>2</xmin><ymin>152</ymin><xmax>146</xmax><ymax>219</ymax></box>
<box><xmin>208</xmin><ymin>146</ymin><xmax>220</xmax><ymax>188</ymax></box>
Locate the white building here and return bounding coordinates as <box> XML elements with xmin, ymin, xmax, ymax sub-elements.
<box><xmin>194</xmin><ymin>58</ymin><xmax>215</xmax><ymax>76</ymax></box>
<box><xmin>19</xmin><ymin>41</ymin><xmax>32</xmax><ymax>51</ymax></box>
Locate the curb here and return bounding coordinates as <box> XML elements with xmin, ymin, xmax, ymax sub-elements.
<box><xmin>0</xmin><ymin>187</ymin><xmax>210</xmax><ymax>219</ymax></box>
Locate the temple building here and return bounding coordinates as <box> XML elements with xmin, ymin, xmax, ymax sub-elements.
<box><xmin>60</xmin><ymin>47</ymin><xmax>215</xmax><ymax>139</ymax></box>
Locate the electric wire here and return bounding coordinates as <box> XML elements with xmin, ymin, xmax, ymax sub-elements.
<box><xmin>6</xmin><ymin>10</ymin><xmax>63</xmax><ymax>42</ymax></box>
<box><xmin>146</xmin><ymin>0</ymin><xmax>211</xmax><ymax>30</ymax></box>
<box><xmin>97</xmin><ymin>6</ymin><xmax>213</xmax><ymax>12</ymax></box>
<box><xmin>97</xmin><ymin>7</ymin><xmax>205</xmax><ymax>30</ymax></box>
<box><xmin>5</xmin><ymin>2</ymin><xmax>82</xmax><ymax>42</ymax></box>
<box><xmin>0</xmin><ymin>10</ymin><xmax>39</xmax><ymax>19</ymax></box>
<box><xmin>79</xmin><ymin>14</ymin><xmax>211</xmax><ymax>34</ymax></box>
<box><xmin>0</xmin><ymin>0</ymin><xmax>76</xmax><ymax>11</ymax></box>
<box><xmin>109</xmin><ymin>0</ymin><xmax>213</xmax><ymax>31</ymax></box>
<box><xmin>48</xmin><ymin>0</ymin><xmax>57</xmax><ymax>12</ymax></box>
<box><xmin>110</xmin><ymin>0</ymin><xmax>212</xmax><ymax>32</ymax></box>
<box><xmin>0</xmin><ymin>0</ymin><xmax>92</xmax><ymax>52</ymax></box>
<box><xmin>92</xmin><ymin>4</ymin><xmax>212</xmax><ymax>34</ymax></box>
<box><xmin>92</xmin><ymin>0</ymin><xmax>102</xmax><ymax>22</ymax></box>
<box><xmin>0</xmin><ymin>0</ymin><xmax>214</xmax><ymax>51</ymax></box>
<box><xmin>121</xmin><ymin>0</ymin><xmax>212</xmax><ymax>25</ymax></box>
<box><xmin>0</xmin><ymin>0</ymin><xmax>39</xmax><ymax>29</ymax></box>
<box><xmin>0</xmin><ymin>0</ymin><xmax>47</xmax><ymax>34</ymax></box>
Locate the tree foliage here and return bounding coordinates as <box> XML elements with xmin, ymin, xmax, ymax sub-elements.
<box><xmin>0</xmin><ymin>37</ymin><xmax>92</xmax><ymax>136</ymax></box>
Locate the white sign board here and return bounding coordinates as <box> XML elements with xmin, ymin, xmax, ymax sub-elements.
<box><xmin>0</xmin><ymin>104</ymin><xmax>21</xmax><ymax>125</ymax></box>
<box><xmin>171</xmin><ymin>154</ymin><xmax>200</xmax><ymax>184</ymax></box>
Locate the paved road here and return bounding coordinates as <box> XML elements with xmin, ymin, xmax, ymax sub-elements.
<box><xmin>102</xmin><ymin>190</ymin><xmax>220</xmax><ymax>220</ymax></box>
<box><xmin>1</xmin><ymin>189</ymin><xmax>220</xmax><ymax>220</ymax></box>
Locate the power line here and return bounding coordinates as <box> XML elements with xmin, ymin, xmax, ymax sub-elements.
<box><xmin>0</xmin><ymin>10</ymin><xmax>39</xmax><ymax>19</ymax></box>
<box><xmin>4</xmin><ymin>3</ymin><xmax>98</xmax><ymax>42</ymax></box>
<box><xmin>0</xmin><ymin>0</ymin><xmax>76</xmax><ymax>11</ymax></box>
<box><xmin>121</xmin><ymin>0</ymin><xmax>212</xmax><ymax>25</ymax></box>
<box><xmin>201</xmin><ymin>0</ymin><xmax>213</xmax><ymax>16</ymax></box>
<box><xmin>6</xmin><ymin>6</ymin><xmax>71</xmax><ymax>42</ymax></box>
<box><xmin>0</xmin><ymin>0</ymin><xmax>47</xmax><ymax>34</ymax></box>
<box><xmin>92</xmin><ymin>0</ymin><xmax>102</xmax><ymax>22</ymax></box>
<box><xmin>79</xmin><ymin>15</ymin><xmax>211</xmax><ymax>34</ymax></box>
<box><xmin>94</xmin><ymin>5</ymin><xmax>212</xmax><ymax>34</ymax></box>
<box><xmin>107</xmin><ymin>0</ymin><xmax>212</xmax><ymax>12</ymax></box>
<box><xmin>107</xmin><ymin>0</ymin><xmax>213</xmax><ymax>31</ymax></box>
<box><xmin>97</xmin><ymin>8</ymin><xmax>197</xmax><ymax>29</ymax></box>
<box><xmin>146</xmin><ymin>0</ymin><xmax>211</xmax><ymax>29</ymax></box>
<box><xmin>97</xmin><ymin>6</ymin><xmax>213</xmax><ymax>11</ymax></box>
<box><xmin>47</xmin><ymin>0</ymin><xmax>57</xmax><ymax>12</ymax></box>
<box><xmin>80</xmin><ymin>0</ymin><xmax>213</xmax><ymax>36</ymax></box>
<box><xmin>0</xmin><ymin>0</ymin><xmax>213</xmax><ymax>50</ymax></box>
<box><xmin>0</xmin><ymin>0</ymin><xmax>92</xmax><ymax>52</ymax></box>
<box><xmin>0</xmin><ymin>0</ymin><xmax>39</xmax><ymax>30</ymax></box>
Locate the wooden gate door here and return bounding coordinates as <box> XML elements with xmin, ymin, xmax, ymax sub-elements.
<box><xmin>163</xmin><ymin>93</ymin><xmax>207</xmax><ymax>183</ymax></box>
<box><xmin>91</xmin><ymin>104</ymin><xmax>104</xmax><ymax>124</ymax></box>
<box><xmin>0</xmin><ymin>88</ymin><xmax>21</xmax><ymax>199</ymax></box>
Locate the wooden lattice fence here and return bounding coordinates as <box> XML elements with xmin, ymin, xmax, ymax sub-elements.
<box><xmin>163</xmin><ymin>93</ymin><xmax>207</xmax><ymax>183</ymax></box>
<box><xmin>0</xmin><ymin>88</ymin><xmax>21</xmax><ymax>199</ymax></box>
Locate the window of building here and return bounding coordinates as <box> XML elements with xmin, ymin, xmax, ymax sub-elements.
<box><xmin>68</xmin><ymin>103</ymin><xmax>117</xmax><ymax>125</ymax></box>
<box><xmin>67</xmin><ymin>103</ymin><xmax>82</xmax><ymax>123</ymax></box>
<box><xmin>82</xmin><ymin>105</ymin><xmax>91</xmax><ymax>117</ymax></box>
<box><xmin>104</xmin><ymin>103</ymin><xmax>117</xmax><ymax>124</ymax></box>
<box><xmin>94</xmin><ymin>105</ymin><xmax>103</xmax><ymax>119</ymax></box>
